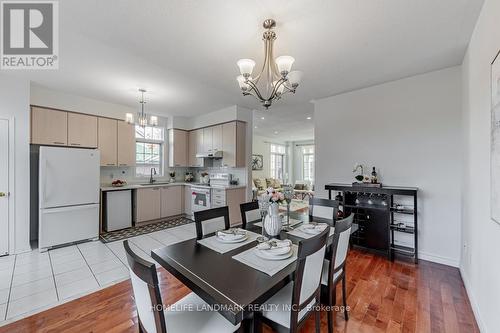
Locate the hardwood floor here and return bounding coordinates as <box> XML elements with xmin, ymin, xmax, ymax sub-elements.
<box><xmin>0</xmin><ymin>249</ymin><xmax>478</xmax><ymax>333</ymax></box>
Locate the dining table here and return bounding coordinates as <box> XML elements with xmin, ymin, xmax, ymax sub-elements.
<box><xmin>151</xmin><ymin>211</ymin><xmax>336</xmax><ymax>333</ymax></box>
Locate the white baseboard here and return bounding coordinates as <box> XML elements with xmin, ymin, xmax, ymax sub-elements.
<box><xmin>460</xmin><ymin>266</ymin><xmax>486</xmax><ymax>333</ymax></box>
<box><xmin>418</xmin><ymin>251</ymin><xmax>460</xmax><ymax>267</ymax></box>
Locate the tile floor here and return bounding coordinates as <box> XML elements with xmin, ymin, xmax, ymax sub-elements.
<box><xmin>0</xmin><ymin>222</ymin><xmax>197</xmax><ymax>327</ymax></box>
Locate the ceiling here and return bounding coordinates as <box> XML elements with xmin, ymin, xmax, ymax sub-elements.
<box><xmin>4</xmin><ymin>0</ymin><xmax>484</xmax><ymax>119</ymax></box>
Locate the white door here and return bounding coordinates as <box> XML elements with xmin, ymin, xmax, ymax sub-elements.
<box><xmin>0</xmin><ymin>119</ymin><xmax>9</xmax><ymax>255</ymax></box>
<box><xmin>39</xmin><ymin>147</ymin><xmax>100</xmax><ymax>208</ymax></box>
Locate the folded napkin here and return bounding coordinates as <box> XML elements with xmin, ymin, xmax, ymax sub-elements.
<box><xmin>216</xmin><ymin>229</ymin><xmax>246</xmax><ymax>240</ymax></box>
<box><xmin>301</xmin><ymin>223</ymin><xmax>328</xmax><ymax>234</ymax></box>
<box><xmin>256</xmin><ymin>239</ymin><xmax>292</xmax><ymax>255</ymax></box>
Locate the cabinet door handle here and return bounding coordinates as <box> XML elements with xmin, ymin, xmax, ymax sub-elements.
<box><xmin>106</xmin><ymin>163</ymin><xmax>115</xmax><ymax>166</ymax></box>
<box><xmin>53</xmin><ymin>142</ymin><xmax>65</xmax><ymax>145</ymax></box>
<box><xmin>119</xmin><ymin>164</ymin><xmax>127</xmax><ymax>166</ymax></box>
<box><xmin>70</xmin><ymin>143</ymin><xmax>81</xmax><ymax>146</ymax></box>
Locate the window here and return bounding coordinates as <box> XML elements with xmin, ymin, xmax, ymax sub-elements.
<box><xmin>270</xmin><ymin>144</ymin><xmax>286</xmax><ymax>181</ymax></box>
<box><xmin>302</xmin><ymin>145</ymin><xmax>315</xmax><ymax>183</ymax></box>
<box><xmin>135</xmin><ymin>126</ymin><xmax>164</xmax><ymax>177</ymax></box>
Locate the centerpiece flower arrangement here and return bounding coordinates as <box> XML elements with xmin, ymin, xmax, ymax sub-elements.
<box><xmin>261</xmin><ymin>188</ymin><xmax>285</xmax><ymax>236</ymax></box>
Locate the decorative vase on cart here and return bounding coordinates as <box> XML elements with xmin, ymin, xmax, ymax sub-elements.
<box><xmin>264</xmin><ymin>203</ymin><xmax>282</xmax><ymax>237</ymax></box>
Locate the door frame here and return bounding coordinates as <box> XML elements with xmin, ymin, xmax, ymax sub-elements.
<box><xmin>0</xmin><ymin>117</ymin><xmax>15</xmax><ymax>255</ymax></box>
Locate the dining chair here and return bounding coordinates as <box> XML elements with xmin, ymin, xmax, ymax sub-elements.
<box><xmin>240</xmin><ymin>201</ymin><xmax>260</xmax><ymax>230</ymax></box>
<box><xmin>123</xmin><ymin>240</ymin><xmax>240</xmax><ymax>333</ymax></box>
<box><xmin>320</xmin><ymin>214</ymin><xmax>354</xmax><ymax>333</ymax></box>
<box><xmin>309</xmin><ymin>197</ymin><xmax>339</xmax><ymax>225</ymax></box>
<box><xmin>254</xmin><ymin>227</ymin><xmax>330</xmax><ymax>333</ymax></box>
<box><xmin>194</xmin><ymin>206</ymin><xmax>230</xmax><ymax>240</ymax></box>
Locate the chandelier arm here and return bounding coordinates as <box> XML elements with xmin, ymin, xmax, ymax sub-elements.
<box><xmin>245</xmin><ymin>80</ymin><xmax>266</xmax><ymax>102</ymax></box>
<box><xmin>268</xmin><ymin>77</ymin><xmax>287</xmax><ymax>100</ymax></box>
<box><xmin>253</xmin><ymin>39</ymin><xmax>268</xmax><ymax>83</ymax></box>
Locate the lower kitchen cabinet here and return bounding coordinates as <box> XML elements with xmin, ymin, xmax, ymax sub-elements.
<box><xmin>135</xmin><ymin>187</ymin><xmax>161</xmax><ymax>223</ymax></box>
<box><xmin>160</xmin><ymin>186</ymin><xmax>184</xmax><ymax>217</ymax></box>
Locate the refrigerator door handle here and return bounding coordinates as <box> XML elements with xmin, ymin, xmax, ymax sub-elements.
<box><xmin>42</xmin><ymin>204</ymin><xmax>99</xmax><ymax>214</ymax></box>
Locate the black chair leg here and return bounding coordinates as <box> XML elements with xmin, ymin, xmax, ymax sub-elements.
<box><xmin>342</xmin><ymin>275</ymin><xmax>349</xmax><ymax>321</ymax></box>
<box><xmin>327</xmin><ymin>289</ymin><xmax>334</xmax><ymax>333</ymax></box>
<box><xmin>315</xmin><ymin>310</ymin><xmax>320</xmax><ymax>333</ymax></box>
<box><xmin>253</xmin><ymin>312</ymin><xmax>262</xmax><ymax>333</ymax></box>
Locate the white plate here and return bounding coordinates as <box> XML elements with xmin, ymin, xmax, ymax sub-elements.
<box><xmin>301</xmin><ymin>224</ymin><xmax>328</xmax><ymax>235</ymax></box>
<box><xmin>254</xmin><ymin>248</ymin><xmax>293</xmax><ymax>261</ymax></box>
<box><xmin>216</xmin><ymin>234</ymin><xmax>248</xmax><ymax>243</ymax></box>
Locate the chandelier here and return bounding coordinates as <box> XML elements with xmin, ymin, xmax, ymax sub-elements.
<box><xmin>125</xmin><ymin>89</ymin><xmax>158</xmax><ymax>127</ymax></box>
<box><xmin>236</xmin><ymin>19</ymin><xmax>303</xmax><ymax>109</ymax></box>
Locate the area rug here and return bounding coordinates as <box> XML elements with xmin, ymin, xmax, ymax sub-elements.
<box><xmin>279</xmin><ymin>199</ymin><xmax>308</xmax><ymax>212</ymax></box>
<box><xmin>100</xmin><ymin>215</ymin><xmax>194</xmax><ymax>243</ymax></box>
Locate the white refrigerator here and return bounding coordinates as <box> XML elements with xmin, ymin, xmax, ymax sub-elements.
<box><xmin>39</xmin><ymin>147</ymin><xmax>100</xmax><ymax>252</ymax></box>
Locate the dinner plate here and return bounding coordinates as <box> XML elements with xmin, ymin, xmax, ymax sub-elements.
<box><xmin>216</xmin><ymin>234</ymin><xmax>248</xmax><ymax>243</ymax></box>
<box><xmin>254</xmin><ymin>248</ymin><xmax>293</xmax><ymax>261</ymax></box>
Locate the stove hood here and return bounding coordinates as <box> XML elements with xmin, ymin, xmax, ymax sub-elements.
<box><xmin>196</xmin><ymin>150</ymin><xmax>223</xmax><ymax>159</ymax></box>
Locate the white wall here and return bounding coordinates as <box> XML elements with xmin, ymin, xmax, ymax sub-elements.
<box><xmin>314</xmin><ymin>66</ymin><xmax>463</xmax><ymax>267</ymax></box>
<box><xmin>461</xmin><ymin>0</ymin><xmax>500</xmax><ymax>331</ymax></box>
<box><xmin>252</xmin><ymin>135</ymin><xmax>271</xmax><ymax>180</ymax></box>
<box><xmin>0</xmin><ymin>77</ymin><xmax>31</xmax><ymax>254</ymax></box>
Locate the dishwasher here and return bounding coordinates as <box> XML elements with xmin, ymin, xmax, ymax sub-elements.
<box><xmin>104</xmin><ymin>190</ymin><xmax>132</xmax><ymax>232</ymax></box>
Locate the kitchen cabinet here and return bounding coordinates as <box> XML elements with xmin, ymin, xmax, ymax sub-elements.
<box><xmin>67</xmin><ymin>113</ymin><xmax>98</xmax><ymax>148</ymax></box>
<box><xmin>160</xmin><ymin>186</ymin><xmax>184</xmax><ymax>218</ymax></box>
<box><xmin>212</xmin><ymin>125</ymin><xmax>223</xmax><ymax>151</ymax></box>
<box><xmin>135</xmin><ymin>187</ymin><xmax>161</xmax><ymax>223</ymax></box>
<box><xmin>117</xmin><ymin>121</ymin><xmax>135</xmax><ymax>166</ymax></box>
<box><xmin>98</xmin><ymin>118</ymin><xmax>118</xmax><ymax>166</ymax></box>
<box><xmin>202</xmin><ymin>126</ymin><xmax>213</xmax><ymax>152</ymax></box>
<box><xmin>222</xmin><ymin>121</ymin><xmax>246</xmax><ymax>168</ymax></box>
<box><xmin>31</xmin><ymin>107</ymin><xmax>68</xmax><ymax>146</ymax></box>
<box><xmin>188</xmin><ymin>129</ymin><xmax>204</xmax><ymax>167</ymax></box>
<box><xmin>169</xmin><ymin>129</ymin><xmax>188</xmax><ymax>167</ymax></box>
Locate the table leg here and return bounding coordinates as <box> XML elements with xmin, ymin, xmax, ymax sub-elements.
<box><xmin>239</xmin><ymin>316</ymin><xmax>254</xmax><ymax>333</ymax></box>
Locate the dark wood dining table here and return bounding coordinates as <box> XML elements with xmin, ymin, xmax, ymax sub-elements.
<box><xmin>151</xmin><ymin>212</ymin><xmax>334</xmax><ymax>332</ymax></box>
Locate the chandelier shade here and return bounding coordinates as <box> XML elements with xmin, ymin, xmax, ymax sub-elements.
<box><xmin>236</xmin><ymin>19</ymin><xmax>302</xmax><ymax>109</ymax></box>
<box><xmin>125</xmin><ymin>89</ymin><xmax>157</xmax><ymax>127</ymax></box>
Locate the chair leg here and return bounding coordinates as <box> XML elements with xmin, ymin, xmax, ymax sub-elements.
<box><xmin>342</xmin><ymin>275</ymin><xmax>349</xmax><ymax>321</ymax></box>
<box><xmin>315</xmin><ymin>310</ymin><xmax>320</xmax><ymax>333</ymax></box>
<box><xmin>253</xmin><ymin>312</ymin><xmax>262</xmax><ymax>333</ymax></box>
<box><xmin>327</xmin><ymin>290</ymin><xmax>334</xmax><ymax>333</ymax></box>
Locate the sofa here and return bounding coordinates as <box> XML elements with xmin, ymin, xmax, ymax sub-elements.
<box><xmin>252</xmin><ymin>177</ymin><xmax>283</xmax><ymax>198</ymax></box>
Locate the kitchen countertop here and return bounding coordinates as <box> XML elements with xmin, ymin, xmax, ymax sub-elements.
<box><xmin>100</xmin><ymin>182</ymin><xmax>247</xmax><ymax>192</ymax></box>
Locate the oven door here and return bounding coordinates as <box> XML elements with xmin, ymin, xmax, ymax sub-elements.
<box><xmin>192</xmin><ymin>188</ymin><xmax>211</xmax><ymax>212</ymax></box>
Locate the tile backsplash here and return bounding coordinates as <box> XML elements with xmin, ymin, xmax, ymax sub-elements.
<box><xmin>100</xmin><ymin>166</ymin><xmax>247</xmax><ymax>186</ymax></box>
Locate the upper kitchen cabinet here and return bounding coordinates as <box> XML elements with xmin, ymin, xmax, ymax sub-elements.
<box><xmin>31</xmin><ymin>107</ymin><xmax>68</xmax><ymax>146</ymax></box>
<box><xmin>67</xmin><ymin>113</ymin><xmax>98</xmax><ymax>148</ymax></box>
<box><xmin>117</xmin><ymin>121</ymin><xmax>136</xmax><ymax>166</ymax></box>
<box><xmin>169</xmin><ymin>129</ymin><xmax>188</xmax><ymax>167</ymax></box>
<box><xmin>212</xmin><ymin>125</ymin><xmax>223</xmax><ymax>152</ymax></box>
<box><xmin>98</xmin><ymin>118</ymin><xmax>118</xmax><ymax>166</ymax></box>
<box><xmin>188</xmin><ymin>129</ymin><xmax>203</xmax><ymax>167</ymax></box>
<box><xmin>202</xmin><ymin>126</ymin><xmax>213</xmax><ymax>152</ymax></box>
<box><xmin>222</xmin><ymin>121</ymin><xmax>246</xmax><ymax>168</ymax></box>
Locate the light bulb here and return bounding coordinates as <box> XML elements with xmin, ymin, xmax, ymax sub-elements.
<box><xmin>125</xmin><ymin>113</ymin><xmax>134</xmax><ymax>124</ymax></box>
<box><xmin>275</xmin><ymin>56</ymin><xmax>294</xmax><ymax>75</ymax></box>
<box><xmin>237</xmin><ymin>59</ymin><xmax>256</xmax><ymax>77</ymax></box>
<box><xmin>236</xmin><ymin>75</ymin><xmax>249</xmax><ymax>91</ymax></box>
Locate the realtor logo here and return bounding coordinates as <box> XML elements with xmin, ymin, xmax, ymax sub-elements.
<box><xmin>1</xmin><ymin>1</ymin><xmax>58</xmax><ymax>69</ymax></box>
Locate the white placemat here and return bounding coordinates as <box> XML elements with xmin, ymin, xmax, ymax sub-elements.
<box><xmin>253</xmin><ymin>218</ymin><xmax>302</xmax><ymax>228</ymax></box>
<box><xmin>287</xmin><ymin>224</ymin><xmax>335</xmax><ymax>239</ymax></box>
<box><xmin>197</xmin><ymin>231</ymin><xmax>260</xmax><ymax>254</ymax></box>
<box><xmin>232</xmin><ymin>244</ymin><xmax>298</xmax><ymax>276</ymax></box>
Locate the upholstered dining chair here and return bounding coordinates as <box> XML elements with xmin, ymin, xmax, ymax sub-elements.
<box><xmin>239</xmin><ymin>201</ymin><xmax>261</xmax><ymax>230</ymax></box>
<box><xmin>321</xmin><ymin>214</ymin><xmax>354</xmax><ymax>333</ymax></box>
<box><xmin>309</xmin><ymin>197</ymin><xmax>339</xmax><ymax>226</ymax></box>
<box><xmin>194</xmin><ymin>206</ymin><xmax>230</xmax><ymax>240</ymax></box>
<box><xmin>123</xmin><ymin>240</ymin><xmax>240</xmax><ymax>333</ymax></box>
<box><xmin>254</xmin><ymin>227</ymin><xmax>330</xmax><ymax>333</ymax></box>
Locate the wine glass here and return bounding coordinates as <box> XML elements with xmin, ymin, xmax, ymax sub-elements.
<box><xmin>257</xmin><ymin>194</ymin><xmax>270</xmax><ymax>242</ymax></box>
<box><xmin>282</xmin><ymin>185</ymin><xmax>294</xmax><ymax>231</ymax></box>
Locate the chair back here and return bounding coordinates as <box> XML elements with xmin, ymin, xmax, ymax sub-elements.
<box><xmin>309</xmin><ymin>197</ymin><xmax>339</xmax><ymax>223</ymax></box>
<box><xmin>240</xmin><ymin>201</ymin><xmax>261</xmax><ymax>230</ymax></box>
<box><xmin>194</xmin><ymin>206</ymin><xmax>230</xmax><ymax>240</ymax></box>
<box><xmin>123</xmin><ymin>240</ymin><xmax>166</xmax><ymax>333</ymax></box>
<box><xmin>327</xmin><ymin>214</ymin><xmax>353</xmax><ymax>284</ymax></box>
<box><xmin>290</xmin><ymin>227</ymin><xmax>329</xmax><ymax>326</ymax></box>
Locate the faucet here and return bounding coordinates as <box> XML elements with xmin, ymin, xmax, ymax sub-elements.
<box><xmin>150</xmin><ymin>167</ymin><xmax>157</xmax><ymax>184</ymax></box>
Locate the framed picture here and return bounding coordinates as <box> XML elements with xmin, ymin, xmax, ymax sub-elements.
<box><xmin>252</xmin><ymin>154</ymin><xmax>263</xmax><ymax>170</ymax></box>
<box><xmin>491</xmin><ymin>49</ymin><xmax>500</xmax><ymax>224</ymax></box>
